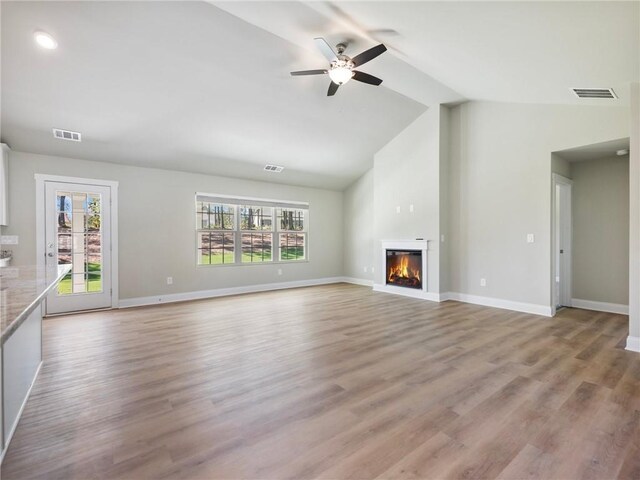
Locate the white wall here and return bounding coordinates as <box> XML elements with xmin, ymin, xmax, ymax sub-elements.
<box><xmin>448</xmin><ymin>101</ymin><xmax>628</xmax><ymax>308</ymax></box>
<box><xmin>5</xmin><ymin>151</ymin><xmax>344</xmax><ymax>301</ymax></box>
<box><xmin>373</xmin><ymin>107</ymin><xmax>443</xmax><ymax>293</ymax></box>
<box><xmin>342</xmin><ymin>168</ymin><xmax>374</xmax><ymax>283</ymax></box>
<box><xmin>572</xmin><ymin>156</ymin><xmax>629</xmax><ymax>305</ymax></box>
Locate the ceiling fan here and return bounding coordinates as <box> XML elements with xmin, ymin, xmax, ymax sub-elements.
<box><xmin>291</xmin><ymin>38</ymin><xmax>387</xmax><ymax>96</ymax></box>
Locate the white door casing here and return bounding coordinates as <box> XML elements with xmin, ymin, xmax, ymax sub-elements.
<box><xmin>551</xmin><ymin>174</ymin><xmax>573</xmax><ymax>313</ymax></box>
<box><xmin>36</xmin><ymin>175</ymin><xmax>119</xmax><ymax>314</ymax></box>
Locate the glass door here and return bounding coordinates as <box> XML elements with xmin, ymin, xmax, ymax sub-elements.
<box><xmin>44</xmin><ymin>181</ymin><xmax>112</xmax><ymax>314</ymax></box>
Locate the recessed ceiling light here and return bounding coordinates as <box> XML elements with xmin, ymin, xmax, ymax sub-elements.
<box><xmin>34</xmin><ymin>31</ymin><xmax>58</xmax><ymax>50</ymax></box>
<box><xmin>616</xmin><ymin>149</ymin><xmax>629</xmax><ymax>156</ymax></box>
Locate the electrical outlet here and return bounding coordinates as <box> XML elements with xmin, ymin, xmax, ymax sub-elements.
<box><xmin>480</xmin><ymin>278</ymin><xmax>487</xmax><ymax>287</ymax></box>
<box><xmin>527</xmin><ymin>233</ymin><xmax>535</xmax><ymax>243</ymax></box>
<box><xmin>364</xmin><ymin>266</ymin><xmax>368</xmax><ymax>273</ymax></box>
<box><xmin>441</xmin><ymin>234</ymin><xmax>445</xmax><ymax>242</ymax></box>
<box><xmin>166</xmin><ymin>277</ymin><xmax>173</xmax><ymax>285</ymax></box>
<box><xmin>277</xmin><ymin>268</ymin><xmax>283</xmax><ymax>276</ymax></box>
<box><xmin>1</xmin><ymin>235</ymin><xmax>18</xmax><ymax>245</ymax></box>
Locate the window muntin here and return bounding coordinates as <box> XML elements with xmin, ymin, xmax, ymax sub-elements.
<box><xmin>196</xmin><ymin>196</ymin><xmax>307</xmax><ymax>266</ymax></box>
<box><xmin>198</xmin><ymin>232</ymin><xmax>235</xmax><ymax>265</ymax></box>
<box><xmin>197</xmin><ymin>202</ymin><xmax>234</xmax><ymax>230</ymax></box>
<box><xmin>240</xmin><ymin>206</ymin><xmax>273</xmax><ymax>231</ymax></box>
<box><xmin>279</xmin><ymin>233</ymin><xmax>306</xmax><ymax>261</ymax></box>
<box><xmin>278</xmin><ymin>208</ymin><xmax>305</xmax><ymax>231</ymax></box>
<box><xmin>241</xmin><ymin>233</ymin><xmax>272</xmax><ymax>263</ymax></box>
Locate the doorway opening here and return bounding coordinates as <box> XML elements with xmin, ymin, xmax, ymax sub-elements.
<box><xmin>552</xmin><ymin>174</ymin><xmax>573</xmax><ymax>313</ymax></box>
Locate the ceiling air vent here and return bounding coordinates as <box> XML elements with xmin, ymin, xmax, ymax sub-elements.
<box><xmin>571</xmin><ymin>88</ymin><xmax>617</xmax><ymax>99</ymax></box>
<box><xmin>264</xmin><ymin>164</ymin><xmax>284</xmax><ymax>173</ymax></box>
<box><xmin>53</xmin><ymin>128</ymin><xmax>82</xmax><ymax>142</ymax></box>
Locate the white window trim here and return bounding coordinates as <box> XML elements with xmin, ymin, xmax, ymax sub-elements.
<box><xmin>195</xmin><ymin>195</ymin><xmax>309</xmax><ymax>267</ymax></box>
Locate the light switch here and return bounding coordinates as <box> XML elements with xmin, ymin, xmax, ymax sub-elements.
<box><xmin>480</xmin><ymin>278</ymin><xmax>487</xmax><ymax>287</ymax></box>
<box><xmin>409</xmin><ymin>204</ymin><xmax>414</xmax><ymax>213</ymax></box>
<box><xmin>396</xmin><ymin>206</ymin><xmax>401</xmax><ymax>214</ymax></box>
<box><xmin>527</xmin><ymin>234</ymin><xmax>535</xmax><ymax>243</ymax></box>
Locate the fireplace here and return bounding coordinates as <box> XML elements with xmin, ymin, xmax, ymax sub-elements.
<box><xmin>375</xmin><ymin>240</ymin><xmax>434</xmax><ymax>301</ymax></box>
<box><xmin>386</xmin><ymin>250</ymin><xmax>422</xmax><ymax>289</ymax></box>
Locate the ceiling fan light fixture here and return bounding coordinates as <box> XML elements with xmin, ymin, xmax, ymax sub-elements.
<box><xmin>329</xmin><ymin>66</ymin><xmax>353</xmax><ymax>85</ymax></box>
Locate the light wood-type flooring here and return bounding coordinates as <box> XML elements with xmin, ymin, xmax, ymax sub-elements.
<box><xmin>2</xmin><ymin>283</ymin><xmax>640</xmax><ymax>479</ymax></box>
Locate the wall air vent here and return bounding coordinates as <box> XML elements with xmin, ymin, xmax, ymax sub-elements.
<box><xmin>53</xmin><ymin>128</ymin><xmax>82</xmax><ymax>142</ymax></box>
<box><xmin>264</xmin><ymin>164</ymin><xmax>284</xmax><ymax>173</ymax></box>
<box><xmin>571</xmin><ymin>88</ymin><xmax>617</xmax><ymax>99</ymax></box>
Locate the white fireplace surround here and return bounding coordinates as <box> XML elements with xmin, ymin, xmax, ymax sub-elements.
<box><xmin>373</xmin><ymin>240</ymin><xmax>438</xmax><ymax>302</ymax></box>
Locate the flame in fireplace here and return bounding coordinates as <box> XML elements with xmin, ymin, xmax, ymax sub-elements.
<box><xmin>388</xmin><ymin>255</ymin><xmax>421</xmax><ymax>282</ymax></box>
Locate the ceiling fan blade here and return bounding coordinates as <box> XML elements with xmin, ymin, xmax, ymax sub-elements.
<box><xmin>352</xmin><ymin>71</ymin><xmax>383</xmax><ymax>86</ymax></box>
<box><xmin>351</xmin><ymin>44</ymin><xmax>387</xmax><ymax>67</ymax></box>
<box><xmin>290</xmin><ymin>69</ymin><xmax>328</xmax><ymax>76</ymax></box>
<box><xmin>314</xmin><ymin>37</ymin><xmax>338</xmax><ymax>62</ymax></box>
<box><xmin>327</xmin><ymin>81</ymin><xmax>340</xmax><ymax>96</ymax></box>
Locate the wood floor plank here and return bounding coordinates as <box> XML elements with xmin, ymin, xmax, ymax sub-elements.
<box><xmin>1</xmin><ymin>284</ymin><xmax>639</xmax><ymax>479</ymax></box>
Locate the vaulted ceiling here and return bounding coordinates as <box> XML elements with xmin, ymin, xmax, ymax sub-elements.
<box><xmin>2</xmin><ymin>1</ymin><xmax>638</xmax><ymax>189</ymax></box>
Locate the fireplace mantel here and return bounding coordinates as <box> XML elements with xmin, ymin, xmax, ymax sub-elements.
<box><xmin>374</xmin><ymin>239</ymin><xmax>439</xmax><ymax>302</ymax></box>
<box><xmin>381</xmin><ymin>239</ymin><xmax>429</xmax><ymax>251</ymax></box>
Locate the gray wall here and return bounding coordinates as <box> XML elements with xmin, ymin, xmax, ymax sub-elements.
<box><xmin>342</xmin><ymin>168</ymin><xmax>374</xmax><ymax>282</ymax></box>
<box><xmin>439</xmin><ymin>106</ymin><xmax>451</xmax><ymax>293</ymax></box>
<box><xmin>551</xmin><ymin>153</ymin><xmax>571</xmax><ymax>178</ymax></box>
<box><xmin>572</xmin><ymin>156</ymin><xmax>630</xmax><ymax>305</ymax></box>
<box><xmin>629</xmin><ymin>82</ymin><xmax>640</xmax><ymax>345</ymax></box>
<box><xmin>5</xmin><ymin>151</ymin><xmax>344</xmax><ymax>300</ymax></box>
<box><xmin>447</xmin><ymin>101</ymin><xmax>628</xmax><ymax>307</ymax></box>
<box><xmin>373</xmin><ymin>107</ymin><xmax>443</xmax><ymax>293</ymax></box>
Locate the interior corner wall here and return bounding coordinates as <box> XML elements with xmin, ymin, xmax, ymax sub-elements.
<box><xmin>373</xmin><ymin>107</ymin><xmax>442</xmax><ymax>292</ymax></box>
<box><xmin>439</xmin><ymin>105</ymin><xmax>451</xmax><ymax>293</ymax></box>
<box><xmin>448</xmin><ymin>101</ymin><xmax>629</xmax><ymax>308</ymax></box>
<box><xmin>572</xmin><ymin>156</ymin><xmax>629</xmax><ymax>305</ymax></box>
<box><xmin>5</xmin><ymin>151</ymin><xmax>344</xmax><ymax>301</ymax></box>
<box><xmin>343</xmin><ymin>168</ymin><xmax>374</xmax><ymax>282</ymax></box>
<box><xmin>629</xmin><ymin>82</ymin><xmax>640</xmax><ymax>347</ymax></box>
<box><xmin>551</xmin><ymin>153</ymin><xmax>571</xmax><ymax>179</ymax></box>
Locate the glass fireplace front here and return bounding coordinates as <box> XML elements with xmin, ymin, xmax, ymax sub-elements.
<box><xmin>386</xmin><ymin>249</ymin><xmax>422</xmax><ymax>289</ymax></box>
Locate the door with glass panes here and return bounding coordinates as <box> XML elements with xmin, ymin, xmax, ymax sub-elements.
<box><xmin>44</xmin><ymin>181</ymin><xmax>112</xmax><ymax>314</ymax></box>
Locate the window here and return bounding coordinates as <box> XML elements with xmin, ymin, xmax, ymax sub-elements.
<box><xmin>278</xmin><ymin>208</ymin><xmax>306</xmax><ymax>261</ymax></box>
<box><xmin>196</xmin><ymin>195</ymin><xmax>308</xmax><ymax>265</ymax></box>
<box><xmin>197</xmin><ymin>201</ymin><xmax>235</xmax><ymax>264</ymax></box>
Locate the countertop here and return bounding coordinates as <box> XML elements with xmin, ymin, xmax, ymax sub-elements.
<box><xmin>0</xmin><ymin>265</ymin><xmax>71</xmax><ymax>344</ymax></box>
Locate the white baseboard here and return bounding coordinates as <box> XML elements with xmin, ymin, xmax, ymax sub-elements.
<box><xmin>571</xmin><ymin>298</ymin><xmax>629</xmax><ymax>315</ymax></box>
<box><xmin>342</xmin><ymin>277</ymin><xmax>374</xmax><ymax>287</ymax></box>
<box><xmin>372</xmin><ymin>283</ymin><xmax>441</xmax><ymax>302</ymax></box>
<box><xmin>439</xmin><ymin>292</ymin><xmax>453</xmax><ymax>302</ymax></box>
<box><xmin>443</xmin><ymin>292</ymin><xmax>553</xmax><ymax>317</ymax></box>
<box><xmin>626</xmin><ymin>336</ymin><xmax>640</xmax><ymax>353</ymax></box>
<box><xmin>118</xmin><ymin>277</ymin><xmax>346</xmax><ymax>308</ymax></box>
<box><xmin>0</xmin><ymin>361</ymin><xmax>42</xmax><ymax>465</ymax></box>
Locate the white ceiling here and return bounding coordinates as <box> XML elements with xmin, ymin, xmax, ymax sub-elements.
<box><xmin>2</xmin><ymin>1</ymin><xmax>638</xmax><ymax>189</ymax></box>
<box><xmin>555</xmin><ymin>137</ymin><xmax>630</xmax><ymax>162</ymax></box>
<box><xmin>1</xmin><ymin>1</ymin><xmax>427</xmax><ymax>190</ymax></box>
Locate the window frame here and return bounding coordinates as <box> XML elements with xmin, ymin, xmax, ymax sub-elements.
<box><xmin>195</xmin><ymin>194</ymin><xmax>309</xmax><ymax>267</ymax></box>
